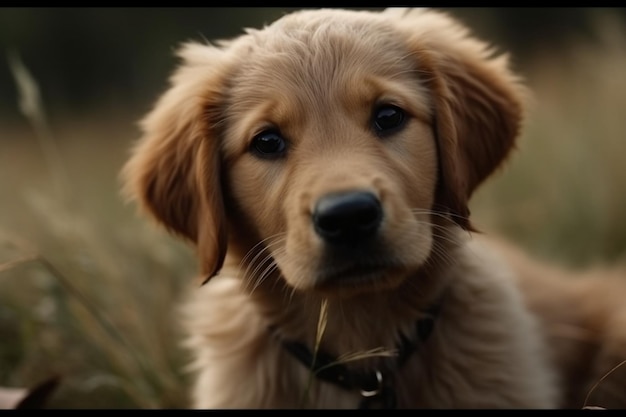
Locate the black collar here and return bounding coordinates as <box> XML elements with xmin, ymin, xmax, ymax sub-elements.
<box><xmin>276</xmin><ymin>302</ymin><xmax>442</xmax><ymax>409</ymax></box>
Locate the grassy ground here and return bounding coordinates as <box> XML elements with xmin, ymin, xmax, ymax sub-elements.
<box><xmin>1</xmin><ymin>15</ymin><xmax>625</xmax><ymax>409</ymax></box>
<box><xmin>472</xmin><ymin>13</ymin><xmax>626</xmax><ymax>267</ymax></box>
<box><xmin>0</xmin><ymin>112</ymin><xmax>196</xmax><ymax>408</ymax></box>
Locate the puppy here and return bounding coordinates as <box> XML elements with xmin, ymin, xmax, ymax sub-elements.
<box><xmin>121</xmin><ymin>8</ymin><xmax>626</xmax><ymax>409</ymax></box>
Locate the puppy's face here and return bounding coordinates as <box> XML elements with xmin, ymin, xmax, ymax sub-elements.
<box><xmin>122</xmin><ymin>8</ymin><xmax>524</xmax><ymax>298</ymax></box>
<box><xmin>222</xmin><ymin>15</ymin><xmax>438</xmax><ymax>295</ymax></box>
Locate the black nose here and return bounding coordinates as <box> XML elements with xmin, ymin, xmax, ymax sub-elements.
<box><xmin>313</xmin><ymin>191</ymin><xmax>383</xmax><ymax>244</ymax></box>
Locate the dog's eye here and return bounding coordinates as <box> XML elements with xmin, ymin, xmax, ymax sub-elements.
<box><xmin>250</xmin><ymin>130</ymin><xmax>287</xmax><ymax>158</ymax></box>
<box><xmin>373</xmin><ymin>105</ymin><xmax>406</xmax><ymax>134</ymax></box>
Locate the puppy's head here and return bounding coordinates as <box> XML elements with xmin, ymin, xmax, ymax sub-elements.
<box><xmin>121</xmin><ymin>8</ymin><xmax>525</xmax><ymax>297</ymax></box>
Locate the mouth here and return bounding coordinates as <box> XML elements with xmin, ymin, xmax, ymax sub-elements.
<box><xmin>313</xmin><ymin>260</ymin><xmax>409</xmax><ymax>293</ymax></box>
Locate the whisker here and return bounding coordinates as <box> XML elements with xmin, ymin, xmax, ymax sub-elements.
<box><xmin>425</xmin><ymin>239</ymin><xmax>457</xmax><ymax>268</ymax></box>
<box><xmin>240</xmin><ymin>234</ymin><xmax>286</xmax><ymax>290</ymax></box>
<box><xmin>239</xmin><ymin>233</ymin><xmax>285</xmax><ymax>270</ymax></box>
<box><xmin>411</xmin><ymin>208</ymin><xmax>472</xmax><ymax>223</ymax></box>
<box><xmin>244</xmin><ymin>246</ymin><xmax>283</xmax><ymax>294</ymax></box>
<box><xmin>251</xmin><ymin>261</ymin><xmax>280</xmax><ymax>295</ymax></box>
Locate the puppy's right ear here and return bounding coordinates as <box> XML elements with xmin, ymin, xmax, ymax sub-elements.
<box><xmin>121</xmin><ymin>42</ymin><xmax>231</xmax><ymax>282</ymax></box>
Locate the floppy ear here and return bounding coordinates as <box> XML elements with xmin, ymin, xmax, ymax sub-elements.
<box><xmin>386</xmin><ymin>8</ymin><xmax>527</xmax><ymax>230</ymax></box>
<box><xmin>121</xmin><ymin>42</ymin><xmax>230</xmax><ymax>282</ymax></box>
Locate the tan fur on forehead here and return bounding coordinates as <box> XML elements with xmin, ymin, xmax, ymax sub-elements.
<box><xmin>218</xmin><ymin>11</ymin><xmax>434</xmax><ymax>159</ymax></box>
<box><xmin>229</xmin><ymin>9</ymin><xmax>423</xmax><ymax>99</ymax></box>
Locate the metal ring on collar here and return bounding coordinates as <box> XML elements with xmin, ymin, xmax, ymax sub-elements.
<box><xmin>359</xmin><ymin>370</ymin><xmax>383</xmax><ymax>398</ymax></box>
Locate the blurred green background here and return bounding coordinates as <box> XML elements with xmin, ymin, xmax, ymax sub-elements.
<box><xmin>0</xmin><ymin>7</ymin><xmax>625</xmax><ymax>409</ymax></box>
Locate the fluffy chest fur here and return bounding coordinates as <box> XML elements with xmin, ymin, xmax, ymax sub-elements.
<box><xmin>182</xmin><ymin>236</ymin><xmax>558</xmax><ymax>409</ymax></box>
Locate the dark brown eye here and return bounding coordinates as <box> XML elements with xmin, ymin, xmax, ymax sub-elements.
<box><xmin>373</xmin><ymin>105</ymin><xmax>406</xmax><ymax>135</ymax></box>
<box><xmin>250</xmin><ymin>130</ymin><xmax>287</xmax><ymax>158</ymax></box>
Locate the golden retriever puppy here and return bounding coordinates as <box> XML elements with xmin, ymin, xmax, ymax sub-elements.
<box><xmin>121</xmin><ymin>8</ymin><xmax>626</xmax><ymax>409</ymax></box>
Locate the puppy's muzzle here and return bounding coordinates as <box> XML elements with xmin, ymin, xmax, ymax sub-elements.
<box><xmin>313</xmin><ymin>191</ymin><xmax>382</xmax><ymax>245</ymax></box>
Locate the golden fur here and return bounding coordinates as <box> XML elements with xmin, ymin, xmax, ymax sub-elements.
<box><xmin>121</xmin><ymin>8</ymin><xmax>626</xmax><ymax>409</ymax></box>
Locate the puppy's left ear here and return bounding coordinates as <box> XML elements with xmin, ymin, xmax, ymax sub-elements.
<box><xmin>386</xmin><ymin>8</ymin><xmax>527</xmax><ymax>230</ymax></box>
<box><xmin>121</xmin><ymin>42</ymin><xmax>232</xmax><ymax>283</ymax></box>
